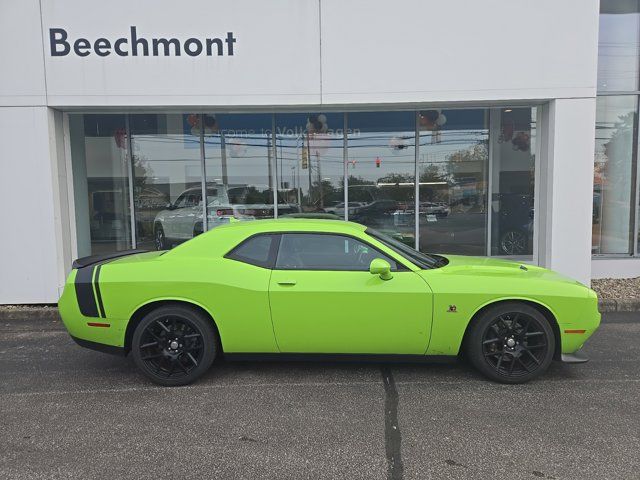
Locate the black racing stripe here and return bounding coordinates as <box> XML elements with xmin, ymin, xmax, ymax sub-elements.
<box><xmin>94</xmin><ymin>265</ymin><xmax>106</xmax><ymax>318</ymax></box>
<box><xmin>74</xmin><ymin>266</ymin><xmax>99</xmax><ymax>317</ymax></box>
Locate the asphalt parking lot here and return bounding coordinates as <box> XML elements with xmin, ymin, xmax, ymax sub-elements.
<box><xmin>1</xmin><ymin>312</ymin><xmax>639</xmax><ymax>480</ymax></box>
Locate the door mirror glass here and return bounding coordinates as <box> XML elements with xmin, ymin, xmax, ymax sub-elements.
<box><xmin>370</xmin><ymin>258</ymin><xmax>392</xmax><ymax>280</ymax></box>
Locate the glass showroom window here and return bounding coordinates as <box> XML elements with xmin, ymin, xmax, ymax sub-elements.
<box><xmin>69</xmin><ymin>114</ymin><xmax>133</xmax><ymax>256</ymax></box>
<box><xmin>417</xmin><ymin>109</ymin><xmax>489</xmax><ymax>256</ymax></box>
<box><xmin>346</xmin><ymin>111</ymin><xmax>416</xmax><ymax>245</ymax></box>
<box><xmin>598</xmin><ymin>1</ymin><xmax>640</xmax><ymax>93</ymax></box>
<box><xmin>490</xmin><ymin>107</ymin><xmax>536</xmax><ymax>258</ymax></box>
<box><xmin>592</xmin><ymin>96</ymin><xmax>637</xmax><ymax>255</ymax></box>
<box><xmin>69</xmin><ymin>109</ymin><xmax>539</xmax><ymax>258</ymax></box>
<box><xmin>129</xmin><ymin>114</ymin><xmax>202</xmax><ymax>250</ymax></box>
<box><xmin>275</xmin><ymin>113</ymin><xmax>344</xmax><ymax>217</ymax></box>
<box><xmin>203</xmin><ymin>114</ymin><xmax>276</xmax><ymax>227</ymax></box>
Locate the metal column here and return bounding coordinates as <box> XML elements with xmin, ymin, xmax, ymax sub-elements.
<box><xmin>125</xmin><ymin>115</ymin><xmax>137</xmax><ymax>249</ymax></box>
<box><xmin>199</xmin><ymin>114</ymin><xmax>208</xmax><ymax>232</ymax></box>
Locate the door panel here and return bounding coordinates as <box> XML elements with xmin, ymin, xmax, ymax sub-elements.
<box><xmin>269</xmin><ymin>270</ymin><xmax>432</xmax><ymax>354</ymax></box>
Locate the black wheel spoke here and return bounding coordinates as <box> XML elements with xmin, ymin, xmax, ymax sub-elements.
<box><xmin>141</xmin><ymin>353</ymin><xmax>163</xmax><ymax>360</ymax></box>
<box><xmin>523</xmin><ymin>348</ymin><xmax>540</xmax><ymax>365</ymax></box>
<box><xmin>510</xmin><ymin>314</ymin><xmax>520</xmax><ymax>332</ymax></box>
<box><xmin>156</xmin><ymin>320</ymin><xmax>170</xmax><ymax>333</ymax></box>
<box><xmin>517</xmin><ymin>357</ymin><xmax>532</xmax><ymax>373</ymax></box>
<box><xmin>496</xmin><ymin>353</ymin><xmax>505</xmax><ymax>370</ymax></box>
<box><xmin>483</xmin><ymin>337</ymin><xmax>500</xmax><ymax>345</ymax></box>
<box><xmin>520</xmin><ymin>317</ymin><xmax>530</xmax><ymax>336</ymax></box>
<box><xmin>527</xmin><ymin>343</ymin><xmax>547</xmax><ymax>349</ymax></box>
<box><xmin>484</xmin><ymin>350</ymin><xmax>502</xmax><ymax>357</ymax></box>
<box><xmin>176</xmin><ymin>357</ymin><xmax>189</xmax><ymax>373</ymax></box>
<box><xmin>140</xmin><ymin>341</ymin><xmax>159</xmax><ymax>349</ymax></box>
<box><xmin>525</xmin><ymin>331</ymin><xmax>544</xmax><ymax>338</ymax></box>
<box><xmin>186</xmin><ymin>352</ymin><xmax>199</xmax><ymax>366</ymax></box>
<box><xmin>147</xmin><ymin>330</ymin><xmax>164</xmax><ymax>343</ymax></box>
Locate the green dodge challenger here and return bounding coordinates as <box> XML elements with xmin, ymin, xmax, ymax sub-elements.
<box><xmin>59</xmin><ymin>219</ymin><xmax>600</xmax><ymax>386</ymax></box>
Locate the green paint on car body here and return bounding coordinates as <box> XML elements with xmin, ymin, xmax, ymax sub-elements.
<box><xmin>58</xmin><ymin>219</ymin><xmax>600</xmax><ymax>360</ymax></box>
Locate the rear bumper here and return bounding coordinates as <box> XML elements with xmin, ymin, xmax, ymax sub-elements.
<box><xmin>71</xmin><ymin>335</ymin><xmax>126</xmax><ymax>357</ymax></box>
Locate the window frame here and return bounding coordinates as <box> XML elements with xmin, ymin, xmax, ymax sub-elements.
<box><xmin>272</xmin><ymin>231</ymin><xmax>410</xmax><ymax>272</ymax></box>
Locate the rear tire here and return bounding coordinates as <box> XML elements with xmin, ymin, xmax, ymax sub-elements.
<box><xmin>131</xmin><ymin>305</ymin><xmax>217</xmax><ymax>386</ymax></box>
<box><xmin>465</xmin><ymin>303</ymin><xmax>554</xmax><ymax>384</ymax></box>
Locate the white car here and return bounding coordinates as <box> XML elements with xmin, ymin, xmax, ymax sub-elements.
<box><xmin>419</xmin><ymin>201</ymin><xmax>450</xmax><ymax>217</ymax></box>
<box><xmin>324</xmin><ymin>201</ymin><xmax>366</xmax><ymax>216</ymax></box>
<box><xmin>153</xmin><ymin>185</ymin><xmax>299</xmax><ymax>250</ymax></box>
<box><xmin>153</xmin><ymin>186</ymin><xmax>248</xmax><ymax>250</ymax></box>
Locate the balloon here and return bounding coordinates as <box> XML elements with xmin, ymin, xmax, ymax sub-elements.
<box><xmin>436</xmin><ymin>114</ymin><xmax>447</xmax><ymax>126</ymax></box>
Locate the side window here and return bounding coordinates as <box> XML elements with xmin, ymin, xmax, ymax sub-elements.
<box><xmin>226</xmin><ymin>234</ymin><xmax>277</xmax><ymax>268</ymax></box>
<box><xmin>173</xmin><ymin>192</ymin><xmax>188</xmax><ymax>208</ymax></box>
<box><xmin>185</xmin><ymin>191</ymin><xmax>201</xmax><ymax>207</ymax></box>
<box><xmin>275</xmin><ymin>233</ymin><xmax>398</xmax><ymax>271</ymax></box>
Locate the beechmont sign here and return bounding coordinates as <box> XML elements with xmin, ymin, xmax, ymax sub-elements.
<box><xmin>49</xmin><ymin>26</ymin><xmax>237</xmax><ymax>57</ymax></box>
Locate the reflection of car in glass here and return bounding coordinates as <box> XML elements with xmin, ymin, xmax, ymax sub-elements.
<box><xmin>323</xmin><ymin>202</ymin><xmax>366</xmax><ymax>216</ymax></box>
<box><xmin>153</xmin><ymin>186</ymin><xmax>234</xmax><ymax>250</ymax></box>
<box><xmin>227</xmin><ymin>185</ymin><xmax>299</xmax><ymax>219</ymax></box>
<box><xmin>419</xmin><ymin>195</ymin><xmax>534</xmax><ymax>256</ymax></box>
<box><xmin>350</xmin><ymin>199</ymin><xmax>398</xmax><ymax>226</ymax></box>
<box><xmin>60</xmin><ymin>219</ymin><xmax>600</xmax><ymax>387</ymax></box>
<box><xmin>134</xmin><ymin>187</ymin><xmax>169</xmax><ymax>240</ymax></box>
<box><xmin>419</xmin><ymin>204</ymin><xmax>487</xmax><ymax>255</ymax></box>
<box><xmin>153</xmin><ymin>185</ymin><xmax>300</xmax><ymax>250</ymax></box>
<box><xmin>420</xmin><ymin>202</ymin><xmax>450</xmax><ymax>217</ymax></box>
<box><xmin>493</xmin><ymin>194</ymin><xmax>534</xmax><ymax>256</ymax></box>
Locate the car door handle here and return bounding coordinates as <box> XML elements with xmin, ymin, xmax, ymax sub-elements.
<box><xmin>277</xmin><ymin>280</ymin><xmax>297</xmax><ymax>286</ymax></box>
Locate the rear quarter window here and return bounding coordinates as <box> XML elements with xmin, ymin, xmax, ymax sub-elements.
<box><xmin>225</xmin><ymin>234</ymin><xmax>278</xmax><ymax>268</ymax></box>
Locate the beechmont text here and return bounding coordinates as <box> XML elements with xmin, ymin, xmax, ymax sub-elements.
<box><xmin>49</xmin><ymin>26</ymin><xmax>237</xmax><ymax>57</ymax></box>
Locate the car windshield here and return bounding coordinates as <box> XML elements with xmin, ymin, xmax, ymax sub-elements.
<box><xmin>366</xmin><ymin>228</ymin><xmax>445</xmax><ymax>269</ymax></box>
<box><xmin>206</xmin><ymin>187</ymin><xmax>230</xmax><ymax>206</ymax></box>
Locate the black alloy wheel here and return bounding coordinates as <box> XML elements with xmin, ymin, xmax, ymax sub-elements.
<box><xmin>154</xmin><ymin>224</ymin><xmax>167</xmax><ymax>250</ymax></box>
<box><xmin>466</xmin><ymin>303</ymin><xmax>554</xmax><ymax>384</ymax></box>
<box><xmin>499</xmin><ymin>230</ymin><xmax>527</xmax><ymax>256</ymax></box>
<box><xmin>132</xmin><ymin>305</ymin><xmax>217</xmax><ymax>386</ymax></box>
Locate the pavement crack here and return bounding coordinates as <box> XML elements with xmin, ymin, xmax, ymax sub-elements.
<box><xmin>381</xmin><ymin>366</ymin><xmax>403</xmax><ymax>480</ymax></box>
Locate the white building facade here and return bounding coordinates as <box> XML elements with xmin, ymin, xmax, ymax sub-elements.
<box><xmin>0</xmin><ymin>0</ymin><xmax>635</xmax><ymax>304</ymax></box>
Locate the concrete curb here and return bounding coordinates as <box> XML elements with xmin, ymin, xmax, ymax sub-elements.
<box><xmin>598</xmin><ymin>298</ymin><xmax>640</xmax><ymax>313</ymax></box>
<box><xmin>2</xmin><ymin>300</ymin><xmax>640</xmax><ymax>319</ymax></box>
<box><xmin>0</xmin><ymin>307</ymin><xmax>60</xmax><ymax>321</ymax></box>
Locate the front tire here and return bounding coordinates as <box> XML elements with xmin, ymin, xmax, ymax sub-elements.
<box><xmin>154</xmin><ymin>224</ymin><xmax>168</xmax><ymax>250</ymax></box>
<box><xmin>465</xmin><ymin>303</ymin><xmax>555</xmax><ymax>384</ymax></box>
<box><xmin>499</xmin><ymin>229</ymin><xmax>527</xmax><ymax>255</ymax></box>
<box><xmin>131</xmin><ymin>305</ymin><xmax>217</xmax><ymax>386</ymax></box>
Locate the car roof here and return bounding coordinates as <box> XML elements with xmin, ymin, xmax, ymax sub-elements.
<box><xmin>161</xmin><ymin>218</ymin><xmax>419</xmax><ymax>269</ymax></box>
<box><xmin>214</xmin><ymin>218</ymin><xmax>367</xmax><ymax>233</ymax></box>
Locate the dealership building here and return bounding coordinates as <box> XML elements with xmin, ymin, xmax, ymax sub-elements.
<box><xmin>1</xmin><ymin>0</ymin><xmax>639</xmax><ymax>303</ymax></box>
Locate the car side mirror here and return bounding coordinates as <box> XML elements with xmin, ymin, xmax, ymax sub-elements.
<box><xmin>166</xmin><ymin>203</ymin><xmax>176</xmax><ymax>210</ymax></box>
<box><xmin>369</xmin><ymin>258</ymin><xmax>392</xmax><ymax>281</ymax></box>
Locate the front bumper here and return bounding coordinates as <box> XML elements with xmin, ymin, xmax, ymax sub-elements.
<box><xmin>560</xmin><ymin>349</ymin><xmax>589</xmax><ymax>363</ymax></box>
